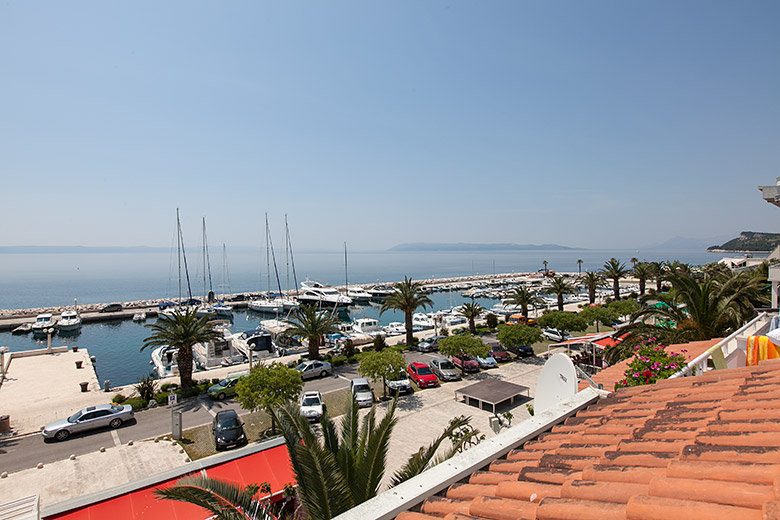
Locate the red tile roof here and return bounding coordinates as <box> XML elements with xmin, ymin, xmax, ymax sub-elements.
<box><xmin>396</xmin><ymin>358</ymin><xmax>780</xmax><ymax>520</ymax></box>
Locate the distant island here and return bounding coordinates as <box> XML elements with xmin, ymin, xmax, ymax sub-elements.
<box><xmin>707</xmin><ymin>231</ymin><xmax>780</xmax><ymax>253</ymax></box>
<box><xmin>388</xmin><ymin>242</ymin><xmax>579</xmax><ymax>252</ymax></box>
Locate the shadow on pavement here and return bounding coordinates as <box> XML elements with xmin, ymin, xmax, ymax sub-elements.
<box><xmin>395</xmin><ymin>394</ymin><xmax>425</xmax><ymax>413</ymax></box>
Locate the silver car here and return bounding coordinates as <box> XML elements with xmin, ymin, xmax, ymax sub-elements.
<box><xmin>430</xmin><ymin>357</ymin><xmax>461</xmax><ymax>382</ymax></box>
<box><xmin>296</xmin><ymin>360</ymin><xmax>333</xmax><ymax>380</ymax></box>
<box><xmin>42</xmin><ymin>404</ymin><xmax>134</xmax><ymax>441</ymax></box>
<box><xmin>350</xmin><ymin>377</ymin><xmax>374</xmax><ymax>407</ymax></box>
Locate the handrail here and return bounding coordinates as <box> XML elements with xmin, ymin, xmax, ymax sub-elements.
<box><xmin>670</xmin><ymin>312</ymin><xmax>769</xmax><ymax>378</ymax></box>
<box><xmin>575</xmin><ymin>364</ymin><xmax>602</xmax><ymax>389</ymax></box>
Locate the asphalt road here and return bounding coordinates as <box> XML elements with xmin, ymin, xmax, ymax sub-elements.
<box><xmin>0</xmin><ymin>345</ymin><xmax>488</xmax><ymax>475</ymax></box>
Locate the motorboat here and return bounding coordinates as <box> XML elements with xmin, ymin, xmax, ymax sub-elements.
<box><xmin>150</xmin><ymin>345</ymin><xmax>194</xmax><ymax>378</ymax></box>
<box><xmin>366</xmin><ymin>284</ymin><xmax>394</xmax><ymax>299</ymax></box>
<box><xmin>298</xmin><ymin>280</ymin><xmax>352</xmax><ymax>308</ymax></box>
<box><xmin>383</xmin><ymin>322</ymin><xmax>406</xmax><ymax>336</ymax></box>
<box><xmin>353</xmin><ymin>317</ymin><xmax>384</xmax><ymax>336</ymax></box>
<box><xmin>232</xmin><ymin>328</ymin><xmax>275</xmax><ymax>357</ymax></box>
<box><xmin>31</xmin><ymin>313</ymin><xmax>57</xmax><ymax>336</ymax></box>
<box><xmin>248</xmin><ymin>297</ymin><xmax>283</xmax><ymax>314</ymax></box>
<box><xmin>345</xmin><ymin>286</ymin><xmax>372</xmax><ymax>303</ymax></box>
<box><xmin>192</xmin><ymin>323</ymin><xmax>244</xmax><ymax>369</ymax></box>
<box><xmin>12</xmin><ymin>323</ymin><xmax>32</xmax><ymax>334</ymax></box>
<box><xmin>57</xmin><ymin>310</ymin><xmax>82</xmax><ymax>333</ymax></box>
<box><xmin>196</xmin><ymin>304</ymin><xmax>234</xmax><ymax>321</ymax></box>
<box><xmin>412</xmin><ymin>313</ymin><xmax>434</xmax><ymax>330</ymax></box>
<box><xmin>132</xmin><ymin>312</ymin><xmax>147</xmax><ymax>322</ymax></box>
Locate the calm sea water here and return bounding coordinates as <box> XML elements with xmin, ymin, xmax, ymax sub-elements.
<box><xmin>0</xmin><ymin>248</ymin><xmax>731</xmax><ymax>386</ymax></box>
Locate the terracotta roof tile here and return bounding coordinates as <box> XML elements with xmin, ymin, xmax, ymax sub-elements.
<box><xmin>393</xmin><ymin>343</ymin><xmax>780</xmax><ymax>520</ymax></box>
<box><xmin>396</xmin><ymin>513</ymin><xmax>441</xmax><ymax>520</ymax></box>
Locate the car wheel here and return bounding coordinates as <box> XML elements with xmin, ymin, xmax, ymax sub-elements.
<box><xmin>109</xmin><ymin>418</ymin><xmax>122</xmax><ymax>429</ymax></box>
<box><xmin>320</xmin><ymin>370</ymin><xmax>327</xmax><ymax>378</ymax></box>
<box><xmin>217</xmin><ymin>392</ymin><xmax>226</xmax><ymax>400</ymax></box>
<box><xmin>55</xmin><ymin>429</ymin><xmax>70</xmax><ymax>441</ymax></box>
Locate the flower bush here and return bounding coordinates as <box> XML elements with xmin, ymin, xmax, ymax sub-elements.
<box><xmin>614</xmin><ymin>339</ymin><xmax>687</xmax><ymax>390</ymax></box>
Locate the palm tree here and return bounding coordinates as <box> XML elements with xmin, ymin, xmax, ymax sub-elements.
<box><xmin>577</xmin><ymin>259</ymin><xmax>583</xmax><ymax>274</ymax></box>
<box><xmin>542</xmin><ymin>260</ymin><xmax>549</xmax><ymax>274</ymax></box>
<box><xmin>580</xmin><ymin>271</ymin><xmax>604</xmax><ymax>304</ymax></box>
<box><xmin>155</xmin><ymin>475</ymin><xmax>276</xmax><ymax>520</ymax></box>
<box><xmin>142</xmin><ymin>308</ymin><xmax>221</xmax><ymax>391</ymax></box>
<box><xmin>648</xmin><ymin>261</ymin><xmax>664</xmax><ymax>292</ymax></box>
<box><xmin>380</xmin><ymin>277</ymin><xmax>433</xmax><ymax>347</ymax></box>
<box><xmin>546</xmin><ymin>275</ymin><xmax>573</xmax><ymax>311</ymax></box>
<box><xmin>601</xmin><ymin>258</ymin><xmax>628</xmax><ymax>300</ymax></box>
<box><xmin>504</xmin><ymin>286</ymin><xmax>544</xmax><ymax>319</ymax></box>
<box><xmin>625</xmin><ymin>269</ymin><xmax>768</xmax><ymax>345</ymax></box>
<box><xmin>630</xmin><ymin>257</ymin><xmax>639</xmax><ymax>268</ymax></box>
<box><xmin>633</xmin><ymin>262</ymin><xmax>651</xmax><ymax>295</ymax></box>
<box><xmin>272</xmin><ymin>397</ymin><xmax>472</xmax><ymax>520</ymax></box>
<box><xmin>284</xmin><ymin>304</ymin><xmax>339</xmax><ymax>360</ymax></box>
<box><xmin>459</xmin><ymin>300</ymin><xmax>483</xmax><ymax>334</ymax></box>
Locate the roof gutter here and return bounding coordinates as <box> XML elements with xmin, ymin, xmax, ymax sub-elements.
<box><xmin>333</xmin><ymin>387</ymin><xmax>601</xmax><ymax>520</ymax></box>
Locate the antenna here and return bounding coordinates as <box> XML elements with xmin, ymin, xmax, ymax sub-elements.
<box><xmin>534</xmin><ymin>353</ymin><xmax>578</xmax><ymax>413</ymax></box>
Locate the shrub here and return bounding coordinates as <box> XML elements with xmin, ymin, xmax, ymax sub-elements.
<box><xmin>347</xmin><ymin>356</ymin><xmax>358</xmax><ymax>364</ymax></box>
<box><xmin>154</xmin><ymin>391</ymin><xmax>170</xmax><ymax>404</ymax></box>
<box><xmin>134</xmin><ymin>375</ymin><xmax>158</xmax><ymax>402</ymax></box>
<box><xmin>441</xmin><ymin>327</ymin><xmax>449</xmax><ymax>336</ymax></box>
<box><xmin>485</xmin><ymin>313</ymin><xmax>498</xmax><ymax>329</ymax></box>
<box><xmin>124</xmin><ymin>397</ymin><xmax>148</xmax><ymax>410</ymax></box>
<box><xmin>342</xmin><ymin>339</ymin><xmax>356</xmax><ymax>358</ymax></box>
<box><xmin>373</xmin><ymin>335</ymin><xmax>387</xmax><ymax>352</ymax></box>
<box><xmin>112</xmin><ymin>393</ymin><xmax>127</xmax><ymax>404</ymax></box>
<box><xmin>160</xmin><ymin>383</ymin><xmax>179</xmax><ymax>392</ymax></box>
<box><xmin>331</xmin><ymin>356</ymin><xmax>347</xmax><ymax>367</ymax></box>
<box><xmin>180</xmin><ymin>387</ymin><xmax>202</xmax><ymax>399</ymax></box>
<box><xmin>211</xmin><ymin>378</ymin><xmax>221</xmax><ymax>384</ymax></box>
<box><xmin>614</xmin><ymin>339</ymin><xmax>687</xmax><ymax>390</ymax></box>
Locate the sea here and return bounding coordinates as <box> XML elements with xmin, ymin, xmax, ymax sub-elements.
<box><xmin>0</xmin><ymin>248</ymin><xmax>735</xmax><ymax>386</ymax></box>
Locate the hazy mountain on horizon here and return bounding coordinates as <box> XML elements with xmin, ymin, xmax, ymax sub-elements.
<box><xmin>641</xmin><ymin>234</ymin><xmax>736</xmax><ymax>250</ymax></box>
<box><xmin>388</xmin><ymin>242</ymin><xmax>579</xmax><ymax>252</ymax></box>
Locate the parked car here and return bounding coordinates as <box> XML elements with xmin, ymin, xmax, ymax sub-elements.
<box><xmin>543</xmin><ymin>328</ymin><xmax>572</xmax><ymax>342</ymax></box>
<box><xmin>299</xmin><ymin>390</ymin><xmax>325</xmax><ymax>422</ymax></box>
<box><xmin>407</xmin><ymin>362</ymin><xmax>439</xmax><ymax>389</ymax></box>
<box><xmin>429</xmin><ymin>357</ymin><xmax>461</xmax><ymax>382</ymax></box>
<box><xmin>42</xmin><ymin>404</ymin><xmax>134</xmax><ymax>441</ymax></box>
<box><xmin>208</xmin><ymin>374</ymin><xmax>248</xmax><ymax>400</ymax></box>
<box><xmin>452</xmin><ymin>353</ymin><xmax>480</xmax><ymax>373</ymax></box>
<box><xmin>212</xmin><ymin>409</ymin><xmax>247</xmax><ymax>451</ymax></box>
<box><xmin>100</xmin><ymin>303</ymin><xmax>123</xmax><ymax>313</ymax></box>
<box><xmin>350</xmin><ymin>377</ymin><xmax>374</xmax><ymax>407</ymax></box>
<box><xmin>296</xmin><ymin>360</ymin><xmax>332</xmax><ymax>380</ymax></box>
<box><xmin>475</xmin><ymin>354</ymin><xmax>498</xmax><ymax>369</ymax></box>
<box><xmin>488</xmin><ymin>345</ymin><xmax>512</xmax><ymax>362</ymax></box>
<box><xmin>417</xmin><ymin>335</ymin><xmax>445</xmax><ymax>353</ymax></box>
<box><xmin>385</xmin><ymin>370</ymin><xmax>413</xmax><ymax>395</ymax></box>
<box><xmin>506</xmin><ymin>344</ymin><xmax>535</xmax><ymax>357</ymax></box>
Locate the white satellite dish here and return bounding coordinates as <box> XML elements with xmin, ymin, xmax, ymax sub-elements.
<box><xmin>767</xmin><ymin>328</ymin><xmax>780</xmax><ymax>347</ymax></box>
<box><xmin>534</xmin><ymin>353</ymin><xmax>578</xmax><ymax>413</ymax></box>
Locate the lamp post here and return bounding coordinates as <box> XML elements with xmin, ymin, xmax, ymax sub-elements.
<box><xmin>46</xmin><ymin>328</ymin><xmax>54</xmax><ymax>354</ymax></box>
<box><xmin>0</xmin><ymin>347</ymin><xmax>8</xmax><ymax>381</ymax></box>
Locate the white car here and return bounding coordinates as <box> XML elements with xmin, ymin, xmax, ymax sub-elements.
<box><xmin>350</xmin><ymin>378</ymin><xmax>374</xmax><ymax>407</ymax></box>
<box><xmin>296</xmin><ymin>360</ymin><xmax>332</xmax><ymax>380</ymax></box>
<box><xmin>299</xmin><ymin>391</ymin><xmax>325</xmax><ymax>422</ymax></box>
<box><xmin>543</xmin><ymin>328</ymin><xmax>572</xmax><ymax>342</ymax></box>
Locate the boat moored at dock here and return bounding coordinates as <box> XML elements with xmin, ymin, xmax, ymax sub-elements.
<box><xmin>31</xmin><ymin>313</ymin><xmax>57</xmax><ymax>336</ymax></box>
<box><xmin>57</xmin><ymin>310</ymin><xmax>82</xmax><ymax>333</ymax></box>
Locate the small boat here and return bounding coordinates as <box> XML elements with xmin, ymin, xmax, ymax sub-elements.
<box><xmin>12</xmin><ymin>323</ymin><xmax>32</xmax><ymax>335</ymax></box>
<box><xmin>383</xmin><ymin>322</ymin><xmax>406</xmax><ymax>336</ymax></box>
<box><xmin>58</xmin><ymin>309</ymin><xmax>82</xmax><ymax>333</ymax></box>
<box><xmin>31</xmin><ymin>313</ymin><xmax>57</xmax><ymax>336</ymax></box>
<box><xmin>345</xmin><ymin>287</ymin><xmax>372</xmax><ymax>303</ymax></box>
<box><xmin>298</xmin><ymin>280</ymin><xmax>352</xmax><ymax>308</ymax></box>
<box><xmin>132</xmin><ymin>312</ymin><xmax>147</xmax><ymax>322</ymax></box>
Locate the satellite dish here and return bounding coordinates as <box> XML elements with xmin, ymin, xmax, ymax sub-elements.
<box><xmin>767</xmin><ymin>328</ymin><xmax>780</xmax><ymax>347</ymax></box>
<box><xmin>534</xmin><ymin>353</ymin><xmax>578</xmax><ymax>413</ymax></box>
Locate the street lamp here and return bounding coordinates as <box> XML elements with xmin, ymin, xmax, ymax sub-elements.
<box><xmin>0</xmin><ymin>347</ymin><xmax>8</xmax><ymax>381</ymax></box>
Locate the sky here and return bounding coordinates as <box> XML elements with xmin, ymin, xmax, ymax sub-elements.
<box><xmin>1</xmin><ymin>1</ymin><xmax>779</xmax><ymax>252</ymax></box>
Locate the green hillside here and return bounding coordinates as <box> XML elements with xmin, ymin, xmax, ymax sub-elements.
<box><xmin>707</xmin><ymin>231</ymin><xmax>780</xmax><ymax>252</ymax></box>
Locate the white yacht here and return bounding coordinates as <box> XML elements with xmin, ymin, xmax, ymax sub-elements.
<box><xmin>248</xmin><ymin>297</ymin><xmax>283</xmax><ymax>314</ymax></box>
<box><xmin>366</xmin><ymin>284</ymin><xmax>394</xmax><ymax>299</ymax></box>
<box><xmin>353</xmin><ymin>317</ymin><xmax>384</xmax><ymax>337</ymax></box>
<box><xmin>345</xmin><ymin>287</ymin><xmax>372</xmax><ymax>303</ymax></box>
<box><xmin>57</xmin><ymin>310</ymin><xmax>82</xmax><ymax>333</ymax></box>
<box><xmin>412</xmin><ymin>313</ymin><xmax>435</xmax><ymax>330</ymax></box>
<box><xmin>298</xmin><ymin>280</ymin><xmax>352</xmax><ymax>308</ymax></box>
<box><xmin>31</xmin><ymin>313</ymin><xmax>57</xmax><ymax>336</ymax></box>
<box><xmin>383</xmin><ymin>322</ymin><xmax>406</xmax><ymax>336</ymax></box>
<box><xmin>150</xmin><ymin>323</ymin><xmax>243</xmax><ymax>378</ymax></box>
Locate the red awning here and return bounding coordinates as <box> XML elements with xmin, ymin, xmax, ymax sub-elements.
<box><xmin>46</xmin><ymin>444</ymin><xmax>294</xmax><ymax>520</ymax></box>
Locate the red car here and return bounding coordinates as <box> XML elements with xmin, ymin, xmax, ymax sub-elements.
<box><xmin>407</xmin><ymin>362</ymin><xmax>439</xmax><ymax>389</ymax></box>
<box><xmin>488</xmin><ymin>345</ymin><xmax>512</xmax><ymax>363</ymax></box>
<box><xmin>452</xmin><ymin>353</ymin><xmax>480</xmax><ymax>373</ymax></box>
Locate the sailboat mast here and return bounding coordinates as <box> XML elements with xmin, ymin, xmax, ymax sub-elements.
<box><xmin>265</xmin><ymin>213</ymin><xmax>270</xmax><ymax>296</ymax></box>
<box><xmin>178</xmin><ymin>211</ymin><xmax>193</xmax><ymax>302</ymax></box>
<box><xmin>176</xmin><ymin>209</ymin><xmax>182</xmax><ymax>303</ymax></box>
<box><xmin>344</xmin><ymin>242</ymin><xmax>348</xmax><ymax>293</ymax></box>
<box><xmin>286</xmin><ymin>216</ymin><xmax>299</xmax><ymax>297</ymax></box>
<box><xmin>285</xmin><ymin>215</ymin><xmax>289</xmax><ymax>293</ymax></box>
<box><xmin>202</xmin><ymin>218</ymin><xmax>207</xmax><ymax>300</ymax></box>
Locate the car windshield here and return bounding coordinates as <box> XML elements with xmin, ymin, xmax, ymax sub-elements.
<box><xmin>353</xmin><ymin>384</ymin><xmax>371</xmax><ymax>393</ymax></box>
<box><xmin>218</xmin><ymin>416</ymin><xmax>241</xmax><ymax>430</ymax></box>
<box><xmin>68</xmin><ymin>410</ymin><xmax>83</xmax><ymax>423</ymax></box>
<box><xmin>301</xmin><ymin>396</ymin><xmax>321</xmax><ymax>406</ymax></box>
<box><xmin>296</xmin><ymin>363</ymin><xmax>308</xmax><ymax>371</ymax></box>
<box><xmin>110</xmin><ymin>405</ymin><xmax>123</xmax><ymax>412</ymax></box>
<box><xmin>417</xmin><ymin>366</ymin><xmax>433</xmax><ymax>376</ymax></box>
<box><xmin>439</xmin><ymin>361</ymin><xmax>456</xmax><ymax>370</ymax></box>
<box><xmin>218</xmin><ymin>378</ymin><xmax>231</xmax><ymax>387</ymax></box>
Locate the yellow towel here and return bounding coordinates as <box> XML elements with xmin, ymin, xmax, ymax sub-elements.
<box><xmin>747</xmin><ymin>335</ymin><xmax>780</xmax><ymax>366</ymax></box>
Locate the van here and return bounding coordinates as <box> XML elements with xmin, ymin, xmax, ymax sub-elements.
<box><xmin>506</xmin><ymin>314</ymin><xmax>537</xmax><ymax>326</ymax></box>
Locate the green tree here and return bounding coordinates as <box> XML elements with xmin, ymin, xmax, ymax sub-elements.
<box><xmin>601</xmin><ymin>258</ymin><xmax>628</xmax><ymax>301</ymax></box>
<box><xmin>485</xmin><ymin>313</ymin><xmax>498</xmax><ymax>330</ymax></box>
<box><xmin>235</xmin><ymin>362</ymin><xmax>303</xmax><ymax>434</ymax></box>
<box><xmin>458</xmin><ymin>300</ymin><xmax>484</xmax><ymax>334</ymax></box>
<box><xmin>496</xmin><ymin>324</ymin><xmax>543</xmax><ymax>351</ymax></box>
<box><xmin>542</xmin><ymin>260</ymin><xmax>549</xmax><ymax>274</ymax></box>
<box><xmin>284</xmin><ymin>304</ymin><xmax>339</xmax><ymax>360</ymax></box>
<box><xmin>537</xmin><ymin>311</ymin><xmax>587</xmax><ymax>337</ymax></box>
<box><xmin>358</xmin><ymin>349</ymin><xmax>406</xmax><ymax>400</ymax></box>
<box><xmin>142</xmin><ymin>308</ymin><xmax>221</xmax><ymax>391</ymax></box>
<box><xmin>272</xmin><ymin>397</ymin><xmax>473</xmax><ymax>520</ymax></box>
<box><xmin>579</xmin><ymin>305</ymin><xmax>617</xmax><ymax>333</ymax></box>
<box><xmin>648</xmin><ymin>261</ymin><xmax>664</xmax><ymax>292</ymax></box>
<box><xmin>546</xmin><ymin>275</ymin><xmax>573</xmax><ymax>312</ymax></box>
<box><xmin>580</xmin><ymin>271</ymin><xmax>604</xmax><ymax>305</ymax></box>
<box><xmin>608</xmin><ymin>298</ymin><xmax>640</xmax><ymax>319</ymax></box>
<box><xmin>633</xmin><ymin>262</ymin><xmax>651</xmax><ymax>295</ymax></box>
<box><xmin>504</xmin><ymin>286</ymin><xmax>544</xmax><ymax>319</ymax></box>
<box><xmin>437</xmin><ymin>334</ymin><xmax>489</xmax><ymax>359</ymax></box>
<box><xmin>155</xmin><ymin>475</ymin><xmax>279</xmax><ymax>520</ymax></box>
<box><xmin>380</xmin><ymin>277</ymin><xmax>433</xmax><ymax>347</ymax></box>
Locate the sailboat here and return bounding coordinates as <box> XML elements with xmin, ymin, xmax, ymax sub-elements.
<box><xmin>195</xmin><ymin>217</ymin><xmax>233</xmax><ymax>320</ymax></box>
<box><xmin>158</xmin><ymin>209</ymin><xmax>198</xmax><ymax>319</ymax></box>
<box><xmin>343</xmin><ymin>242</ymin><xmax>371</xmax><ymax>303</ymax></box>
<box><xmin>248</xmin><ymin>215</ymin><xmax>299</xmax><ymax>314</ymax></box>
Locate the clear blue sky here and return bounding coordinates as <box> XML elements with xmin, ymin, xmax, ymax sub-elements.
<box><xmin>2</xmin><ymin>1</ymin><xmax>779</xmax><ymax>251</ymax></box>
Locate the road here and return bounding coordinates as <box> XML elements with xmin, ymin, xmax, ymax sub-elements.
<box><xmin>0</xmin><ymin>347</ymin><xmax>469</xmax><ymax>475</ymax></box>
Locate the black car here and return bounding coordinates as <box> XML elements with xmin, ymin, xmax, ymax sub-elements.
<box><xmin>100</xmin><ymin>303</ymin><xmax>123</xmax><ymax>313</ymax></box>
<box><xmin>507</xmin><ymin>344</ymin><xmax>535</xmax><ymax>357</ymax></box>
<box><xmin>212</xmin><ymin>410</ymin><xmax>247</xmax><ymax>450</ymax></box>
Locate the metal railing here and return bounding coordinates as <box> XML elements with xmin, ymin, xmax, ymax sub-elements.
<box><xmin>670</xmin><ymin>312</ymin><xmax>772</xmax><ymax>378</ymax></box>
